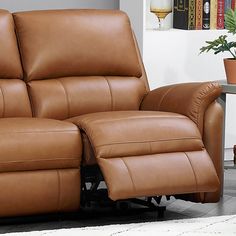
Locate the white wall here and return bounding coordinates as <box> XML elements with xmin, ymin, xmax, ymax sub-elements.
<box><xmin>0</xmin><ymin>0</ymin><xmax>119</xmax><ymax>12</ymax></box>
<box><xmin>120</xmin><ymin>0</ymin><xmax>144</xmax><ymax>54</ymax></box>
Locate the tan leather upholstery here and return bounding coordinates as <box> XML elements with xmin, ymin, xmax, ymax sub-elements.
<box><xmin>203</xmin><ymin>102</ymin><xmax>223</xmax><ymax>202</ymax></box>
<box><xmin>133</xmin><ymin>33</ymin><xmax>150</xmax><ymax>91</ymax></box>
<box><xmin>0</xmin><ymin>10</ymin><xmax>32</xmax><ymax>118</ymax></box>
<box><xmin>14</xmin><ymin>10</ymin><xmax>148</xmax><ymax>119</ymax></box>
<box><xmin>0</xmin><ymin>118</ymin><xmax>82</xmax><ymax>172</ymax></box>
<box><xmin>0</xmin><ymin>169</ymin><xmax>80</xmax><ymax>217</ymax></box>
<box><xmin>99</xmin><ymin>151</ymin><xmax>219</xmax><ymax>200</ymax></box>
<box><xmin>0</xmin><ymin>8</ymin><xmax>223</xmax><ymax>217</ymax></box>
<box><xmin>28</xmin><ymin>77</ymin><xmax>146</xmax><ymax>119</ymax></box>
<box><xmin>68</xmin><ymin>111</ymin><xmax>204</xmax><ymax>158</ymax></box>
<box><xmin>140</xmin><ymin>82</ymin><xmax>223</xmax><ymax>203</ymax></box>
<box><xmin>68</xmin><ymin>111</ymin><xmax>219</xmax><ymax>200</ymax></box>
<box><xmin>81</xmin><ymin>132</ymin><xmax>97</xmax><ymax>166</ymax></box>
<box><xmin>141</xmin><ymin>82</ymin><xmax>222</xmax><ymax>134</ymax></box>
<box><xmin>0</xmin><ymin>80</ymin><xmax>32</xmax><ymax>117</ymax></box>
<box><xmin>13</xmin><ymin>10</ymin><xmax>142</xmax><ymax>81</ymax></box>
<box><xmin>0</xmin><ymin>10</ymin><xmax>23</xmax><ymax>79</ymax></box>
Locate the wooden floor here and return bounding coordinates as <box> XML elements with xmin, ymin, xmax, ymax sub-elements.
<box><xmin>0</xmin><ymin>167</ymin><xmax>236</xmax><ymax>234</ymax></box>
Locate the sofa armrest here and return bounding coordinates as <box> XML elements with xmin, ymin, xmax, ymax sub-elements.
<box><xmin>141</xmin><ymin>82</ymin><xmax>222</xmax><ymax>134</ymax></box>
<box><xmin>202</xmin><ymin>101</ymin><xmax>223</xmax><ymax>202</ymax></box>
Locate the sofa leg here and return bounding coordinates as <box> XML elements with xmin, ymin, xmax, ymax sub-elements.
<box><xmin>157</xmin><ymin>206</ymin><xmax>166</xmax><ymax>218</ymax></box>
<box><xmin>129</xmin><ymin>197</ymin><xmax>166</xmax><ymax>218</ymax></box>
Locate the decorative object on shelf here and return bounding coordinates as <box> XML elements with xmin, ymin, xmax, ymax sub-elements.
<box><xmin>200</xmin><ymin>8</ymin><xmax>236</xmax><ymax>84</ymax></box>
<box><xmin>173</xmin><ymin>0</ymin><xmax>195</xmax><ymax>30</ymax></box>
<box><xmin>224</xmin><ymin>58</ymin><xmax>236</xmax><ymax>84</ymax></box>
<box><xmin>150</xmin><ymin>0</ymin><xmax>172</xmax><ymax>30</ymax></box>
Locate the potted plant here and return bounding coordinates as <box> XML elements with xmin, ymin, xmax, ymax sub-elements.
<box><xmin>200</xmin><ymin>8</ymin><xmax>236</xmax><ymax>84</ymax></box>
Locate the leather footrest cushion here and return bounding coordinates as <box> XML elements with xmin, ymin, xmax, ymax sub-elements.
<box><xmin>98</xmin><ymin>150</ymin><xmax>220</xmax><ymax>200</ymax></box>
<box><xmin>0</xmin><ymin>118</ymin><xmax>82</xmax><ymax>172</ymax></box>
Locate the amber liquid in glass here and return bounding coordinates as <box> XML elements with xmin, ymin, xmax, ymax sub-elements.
<box><xmin>150</xmin><ymin>8</ymin><xmax>172</xmax><ymax>19</ymax></box>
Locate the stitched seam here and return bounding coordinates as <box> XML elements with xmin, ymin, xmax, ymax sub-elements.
<box><xmin>184</xmin><ymin>152</ymin><xmax>198</xmax><ymax>191</ymax></box>
<box><xmin>25</xmin><ymin>84</ymin><xmax>34</xmax><ymax>117</ymax></box>
<box><xmin>0</xmin><ymin>87</ymin><xmax>4</xmax><ymax>117</ymax></box>
<box><xmin>0</xmin><ymin>158</ymin><xmax>79</xmax><ymax>164</ymax></box>
<box><xmin>158</xmin><ymin>86</ymin><xmax>176</xmax><ymax>110</ymax></box>
<box><xmin>195</xmin><ymin>86</ymin><xmax>218</xmax><ymax>131</ymax></box>
<box><xmin>78</xmin><ymin>115</ymin><xmax>187</xmax><ymax>125</ymax></box>
<box><xmin>0</xmin><ymin>130</ymin><xmax>78</xmax><ymax>134</ymax></box>
<box><xmin>13</xmin><ymin>16</ymin><xmax>27</xmax><ymax>81</ymax></box>
<box><xmin>104</xmin><ymin>76</ymin><xmax>113</xmax><ymax>111</ymax></box>
<box><xmin>121</xmin><ymin>158</ymin><xmax>136</xmax><ymax>192</ymax></box>
<box><xmin>96</xmin><ymin>137</ymin><xmax>201</xmax><ymax>147</ymax></box>
<box><xmin>79</xmin><ymin>129</ymin><xmax>98</xmax><ymax>157</ymax></box>
<box><xmin>56</xmin><ymin>79</ymin><xmax>70</xmax><ymax>118</ymax></box>
<box><xmin>57</xmin><ymin>170</ymin><xmax>61</xmax><ymax>212</ymax></box>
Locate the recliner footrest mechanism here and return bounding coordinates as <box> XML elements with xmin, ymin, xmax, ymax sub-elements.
<box><xmin>81</xmin><ymin>165</ymin><xmax>167</xmax><ymax>218</ymax></box>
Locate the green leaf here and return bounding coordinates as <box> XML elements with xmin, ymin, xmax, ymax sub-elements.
<box><xmin>199</xmin><ymin>35</ymin><xmax>228</xmax><ymax>53</ymax></box>
<box><xmin>225</xmin><ymin>9</ymin><xmax>236</xmax><ymax>34</ymax></box>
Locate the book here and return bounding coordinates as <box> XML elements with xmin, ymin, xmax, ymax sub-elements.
<box><xmin>217</xmin><ymin>0</ymin><xmax>225</xmax><ymax>29</ymax></box>
<box><xmin>210</xmin><ymin>0</ymin><xmax>218</xmax><ymax>29</ymax></box>
<box><xmin>232</xmin><ymin>0</ymin><xmax>235</xmax><ymax>9</ymax></box>
<box><xmin>203</xmin><ymin>0</ymin><xmax>211</xmax><ymax>29</ymax></box>
<box><xmin>189</xmin><ymin>0</ymin><xmax>196</xmax><ymax>29</ymax></box>
<box><xmin>196</xmin><ymin>0</ymin><xmax>203</xmax><ymax>29</ymax></box>
<box><xmin>173</xmin><ymin>0</ymin><xmax>195</xmax><ymax>29</ymax></box>
<box><xmin>225</xmin><ymin>0</ymin><xmax>232</xmax><ymax>12</ymax></box>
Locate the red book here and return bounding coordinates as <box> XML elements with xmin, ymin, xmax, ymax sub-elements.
<box><xmin>195</xmin><ymin>0</ymin><xmax>203</xmax><ymax>29</ymax></box>
<box><xmin>217</xmin><ymin>0</ymin><xmax>225</xmax><ymax>29</ymax></box>
<box><xmin>232</xmin><ymin>0</ymin><xmax>235</xmax><ymax>10</ymax></box>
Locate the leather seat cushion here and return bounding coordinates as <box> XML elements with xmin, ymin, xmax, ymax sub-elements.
<box><xmin>67</xmin><ymin>111</ymin><xmax>204</xmax><ymax>159</ymax></box>
<box><xmin>0</xmin><ymin>118</ymin><xmax>82</xmax><ymax>172</ymax></box>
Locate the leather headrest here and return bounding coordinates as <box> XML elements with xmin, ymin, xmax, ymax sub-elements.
<box><xmin>13</xmin><ymin>9</ymin><xmax>142</xmax><ymax>81</ymax></box>
<box><xmin>0</xmin><ymin>9</ymin><xmax>23</xmax><ymax>79</ymax></box>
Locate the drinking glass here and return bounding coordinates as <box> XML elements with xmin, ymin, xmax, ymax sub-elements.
<box><xmin>150</xmin><ymin>0</ymin><xmax>172</xmax><ymax>30</ymax></box>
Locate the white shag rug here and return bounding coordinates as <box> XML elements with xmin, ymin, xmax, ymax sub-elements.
<box><xmin>6</xmin><ymin>215</ymin><xmax>236</xmax><ymax>236</ymax></box>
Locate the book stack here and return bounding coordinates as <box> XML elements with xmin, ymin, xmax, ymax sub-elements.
<box><xmin>173</xmin><ymin>0</ymin><xmax>235</xmax><ymax>30</ymax></box>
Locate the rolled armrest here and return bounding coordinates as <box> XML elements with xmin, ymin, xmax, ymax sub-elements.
<box><xmin>141</xmin><ymin>82</ymin><xmax>222</xmax><ymax>134</ymax></box>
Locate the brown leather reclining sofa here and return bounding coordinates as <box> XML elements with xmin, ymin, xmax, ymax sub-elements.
<box><xmin>0</xmin><ymin>8</ymin><xmax>223</xmax><ymax>218</ymax></box>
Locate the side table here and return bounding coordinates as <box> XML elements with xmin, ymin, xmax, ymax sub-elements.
<box><xmin>218</xmin><ymin>80</ymin><xmax>236</xmax><ymax>169</ymax></box>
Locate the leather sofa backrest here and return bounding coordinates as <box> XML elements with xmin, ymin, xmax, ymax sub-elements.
<box><xmin>0</xmin><ymin>10</ymin><xmax>32</xmax><ymax>118</ymax></box>
<box><xmin>13</xmin><ymin>9</ymin><xmax>149</xmax><ymax>119</ymax></box>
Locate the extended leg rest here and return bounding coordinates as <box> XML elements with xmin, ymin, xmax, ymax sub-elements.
<box><xmin>68</xmin><ymin>111</ymin><xmax>220</xmax><ymax>204</ymax></box>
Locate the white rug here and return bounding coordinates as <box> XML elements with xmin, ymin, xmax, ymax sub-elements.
<box><xmin>6</xmin><ymin>215</ymin><xmax>236</xmax><ymax>236</ymax></box>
